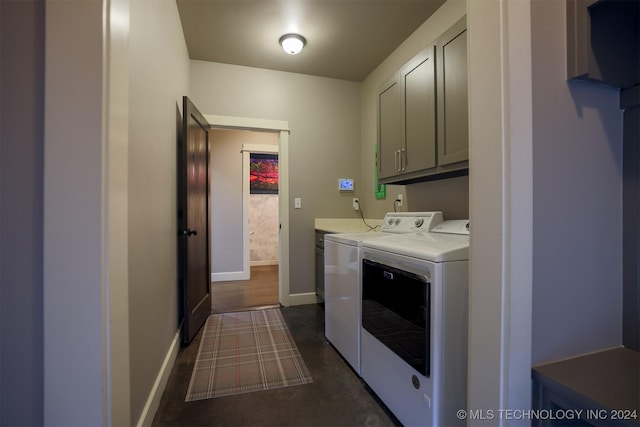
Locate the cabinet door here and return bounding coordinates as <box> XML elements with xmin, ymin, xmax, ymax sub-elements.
<box><xmin>403</xmin><ymin>46</ymin><xmax>437</xmax><ymax>174</ymax></box>
<box><xmin>377</xmin><ymin>75</ymin><xmax>403</xmax><ymax>180</ymax></box>
<box><xmin>567</xmin><ymin>0</ymin><xmax>639</xmax><ymax>89</ymax></box>
<box><xmin>437</xmin><ymin>17</ymin><xmax>468</xmax><ymax>166</ymax></box>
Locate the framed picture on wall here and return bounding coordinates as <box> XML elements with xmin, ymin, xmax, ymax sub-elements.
<box><xmin>249</xmin><ymin>153</ymin><xmax>279</xmax><ymax>194</ymax></box>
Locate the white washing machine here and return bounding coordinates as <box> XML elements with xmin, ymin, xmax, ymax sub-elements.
<box><xmin>360</xmin><ymin>220</ymin><xmax>470</xmax><ymax>427</ymax></box>
<box><xmin>324</xmin><ymin>212</ymin><xmax>444</xmax><ymax>375</ymax></box>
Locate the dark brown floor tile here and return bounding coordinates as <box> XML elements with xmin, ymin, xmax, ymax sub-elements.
<box><xmin>152</xmin><ymin>304</ymin><xmax>400</xmax><ymax>427</ymax></box>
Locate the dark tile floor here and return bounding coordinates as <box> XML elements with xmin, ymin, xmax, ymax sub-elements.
<box><xmin>152</xmin><ymin>304</ymin><xmax>401</xmax><ymax>427</ymax></box>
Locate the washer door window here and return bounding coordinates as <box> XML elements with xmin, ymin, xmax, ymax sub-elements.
<box><xmin>362</xmin><ymin>258</ymin><xmax>430</xmax><ymax>376</ymax></box>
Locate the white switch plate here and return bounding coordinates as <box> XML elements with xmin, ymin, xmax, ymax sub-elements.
<box><xmin>294</xmin><ymin>197</ymin><xmax>301</xmax><ymax>209</ymax></box>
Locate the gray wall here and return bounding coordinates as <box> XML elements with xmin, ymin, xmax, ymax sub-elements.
<box><xmin>0</xmin><ymin>0</ymin><xmax>44</xmax><ymax>424</ymax></box>
<box><xmin>8</xmin><ymin>0</ymin><xmax>194</xmax><ymax>422</ymax></box>
<box><xmin>190</xmin><ymin>61</ymin><xmax>361</xmax><ymax>295</ymax></box>
<box><xmin>128</xmin><ymin>0</ymin><xmax>190</xmax><ymax>422</ymax></box>
<box><xmin>406</xmin><ymin>176</ymin><xmax>469</xmax><ymax>220</ymax></box>
<box><xmin>531</xmin><ymin>0</ymin><xmax>623</xmax><ymax>365</ymax></box>
<box><xmin>44</xmin><ymin>0</ymin><xmax>107</xmax><ymax>421</ymax></box>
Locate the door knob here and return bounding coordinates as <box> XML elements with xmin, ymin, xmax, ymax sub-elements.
<box><xmin>179</xmin><ymin>228</ymin><xmax>198</xmax><ymax>236</ymax></box>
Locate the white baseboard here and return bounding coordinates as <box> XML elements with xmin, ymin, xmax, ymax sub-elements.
<box><xmin>211</xmin><ymin>271</ymin><xmax>249</xmax><ymax>282</ymax></box>
<box><xmin>288</xmin><ymin>292</ymin><xmax>318</xmax><ymax>306</ymax></box>
<box><xmin>135</xmin><ymin>330</ymin><xmax>181</xmax><ymax>427</ymax></box>
<box><xmin>250</xmin><ymin>260</ymin><xmax>278</xmax><ymax>266</ymax></box>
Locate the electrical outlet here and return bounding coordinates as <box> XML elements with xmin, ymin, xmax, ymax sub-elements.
<box><xmin>353</xmin><ymin>198</ymin><xmax>359</xmax><ymax>211</ymax></box>
<box><xmin>397</xmin><ymin>194</ymin><xmax>403</xmax><ymax>207</ymax></box>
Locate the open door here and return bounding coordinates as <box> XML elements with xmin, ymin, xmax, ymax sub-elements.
<box><xmin>178</xmin><ymin>96</ymin><xmax>211</xmax><ymax>344</ymax></box>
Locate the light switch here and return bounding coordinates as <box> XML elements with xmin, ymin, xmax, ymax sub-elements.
<box><xmin>294</xmin><ymin>197</ymin><xmax>302</xmax><ymax>209</ymax></box>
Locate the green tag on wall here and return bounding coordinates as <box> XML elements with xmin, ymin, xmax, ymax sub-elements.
<box><xmin>374</xmin><ymin>145</ymin><xmax>386</xmax><ymax>199</ymax></box>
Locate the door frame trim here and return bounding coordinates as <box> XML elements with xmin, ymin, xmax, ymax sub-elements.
<box><xmin>204</xmin><ymin>114</ymin><xmax>291</xmax><ymax>307</ymax></box>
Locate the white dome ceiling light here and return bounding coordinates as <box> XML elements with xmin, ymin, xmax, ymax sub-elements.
<box><xmin>279</xmin><ymin>33</ymin><xmax>306</xmax><ymax>55</ymax></box>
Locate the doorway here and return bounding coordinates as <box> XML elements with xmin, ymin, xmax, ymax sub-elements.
<box><xmin>243</xmin><ymin>143</ymin><xmax>280</xmax><ymax>278</ymax></box>
<box><xmin>210</xmin><ymin>134</ymin><xmax>281</xmax><ymax>313</ymax></box>
<box><xmin>205</xmin><ymin>114</ymin><xmax>291</xmax><ymax>308</ymax></box>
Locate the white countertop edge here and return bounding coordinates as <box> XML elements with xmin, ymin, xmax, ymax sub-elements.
<box><xmin>315</xmin><ymin>218</ymin><xmax>383</xmax><ymax>234</ymax></box>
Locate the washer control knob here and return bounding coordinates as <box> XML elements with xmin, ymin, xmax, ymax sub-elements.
<box><xmin>394</xmin><ymin>218</ymin><xmax>400</xmax><ymax>225</ymax></box>
<box><xmin>415</xmin><ymin>218</ymin><xmax>424</xmax><ymax>228</ymax></box>
<box><xmin>387</xmin><ymin>218</ymin><xmax>394</xmax><ymax>225</ymax></box>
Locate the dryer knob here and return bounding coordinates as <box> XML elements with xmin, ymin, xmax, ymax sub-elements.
<box><xmin>415</xmin><ymin>218</ymin><xmax>424</xmax><ymax>228</ymax></box>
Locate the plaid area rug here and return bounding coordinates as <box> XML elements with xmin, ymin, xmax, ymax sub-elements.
<box><xmin>185</xmin><ymin>308</ymin><xmax>312</xmax><ymax>401</ymax></box>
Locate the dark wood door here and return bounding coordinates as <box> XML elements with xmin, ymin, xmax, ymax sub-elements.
<box><xmin>178</xmin><ymin>96</ymin><xmax>211</xmax><ymax>344</ymax></box>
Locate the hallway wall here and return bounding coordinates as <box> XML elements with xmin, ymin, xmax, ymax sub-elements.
<box><xmin>530</xmin><ymin>0</ymin><xmax>623</xmax><ymax>365</ymax></box>
<box><xmin>0</xmin><ymin>0</ymin><xmax>44</xmax><ymax>424</ymax></box>
<box><xmin>128</xmin><ymin>0</ymin><xmax>190</xmax><ymax>423</ymax></box>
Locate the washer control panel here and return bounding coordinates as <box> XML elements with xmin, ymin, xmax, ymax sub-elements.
<box><xmin>431</xmin><ymin>219</ymin><xmax>470</xmax><ymax>235</ymax></box>
<box><xmin>381</xmin><ymin>212</ymin><xmax>444</xmax><ymax>234</ymax></box>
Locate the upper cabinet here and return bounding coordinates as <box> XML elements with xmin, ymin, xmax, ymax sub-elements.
<box><xmin>405</xmin><ymin>48</ymin><xmax>438</xmax><ymax>174</ymax></box>
<box><xmin>378</xmin><ymin>47</ymin><xmax>437</xmax><ymax>180</ymax></box>
<box><xmin>378</xmin><ymin>73</ymin><xmax>404</xmax><ymax>180</ymax></box>
<box><xmin>437</xmin><ymin>18</ymin><xmax>468</xmax><ymax>166</ymax></box>
<box><xmin>378</xmin><ymin>16</ymin><xmax>468</xmax><ymax>185</ymax></box>
<box><xmin>566</xmin><ymin>0</ymin><xmax>639</xmax><ymax>89</ymax></box>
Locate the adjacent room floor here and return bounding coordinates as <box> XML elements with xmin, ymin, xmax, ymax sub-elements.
<box><xmin>211</xmin><ymin>265</ymin><xmax>280</xmax><ymax>314</ymax></box>
<box><xmin>152</xmin><ymin>303</ymin><xmax>401</xmax><ymax>427</ymax></box>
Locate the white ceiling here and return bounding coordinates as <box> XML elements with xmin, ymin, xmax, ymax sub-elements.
<box><xmin>176</xmin><ymin>0</ymin><xmax>446</xmax><ymax>82</ymax></box>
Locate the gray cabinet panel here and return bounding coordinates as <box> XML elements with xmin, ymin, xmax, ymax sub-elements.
<box><xmin>404</xmin><ymin>47</ymin><xmax>437</xmax><ymax>174</ymax></box>
<box><xmin>377</xmin><ymin>17</ymin><xmax>468</xmax><ymax>185</ymax></box>
<box><xmin>622</xmin><ymin>86</ymin><xmax>640</xmax><ymax>351</ymax></box>
<box><xmin>437</xmin><ymin>17</ymin><xmax>468</xmax><ymax>166</ymax></box>
<box><xmin>566</xmin><ymin>0</ymin><xmax>640</xmax><ymax>89</ymax></box>
<box><xmin>532</xmin><ymin>348</ymin><xmax>639</xmax><ymax>427</ymax></box>
<box><xmin>378</xmin><ymin>77</ymin><xmax>403</xmax><ymax>180</ymax></box>
<box><xmin>566</xmin><ymin>0</ymin><xmax>599</xmax><ymax>81</ymax></box>
<box><xmin>315</xmin><ymin>231</ymin><xmax>327</xmax><ymax>302</ymax></box>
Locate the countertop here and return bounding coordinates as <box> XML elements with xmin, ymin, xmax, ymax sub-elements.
<box><xmin>532</xmin><ymin>346</ymin><xmax>639</xmax><ymax>424</ymax></box>
<box><xmin>314</xmin><ymin>218</ymin><xmax>383</xmax><ymax>234</ymax></box>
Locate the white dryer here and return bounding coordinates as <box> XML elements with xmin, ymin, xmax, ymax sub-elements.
<box><xmin>324</xmin><ymin>212</ymin><xmax>443</xmax><ymax>375</ymax></box>
<box><xmin>360</xmin><ymin>220</ymin><xmax>470</xmax><ymax>427</ymax></box>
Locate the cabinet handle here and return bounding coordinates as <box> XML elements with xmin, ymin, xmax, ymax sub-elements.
<box><xmin>396</xmin><ymin>150</ymin><xmax>401</xmax><ymax>172</ymax></box>
<box><xmin>401</xmin><ymin>148</ymin><xmax>405</xmax><ymax>171</ymax></box>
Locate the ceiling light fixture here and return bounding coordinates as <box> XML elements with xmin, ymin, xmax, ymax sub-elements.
<box><xmin>279</xmin><ymin>33</ymin><xmax>306</xmax><ymax>55</ymax></box>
